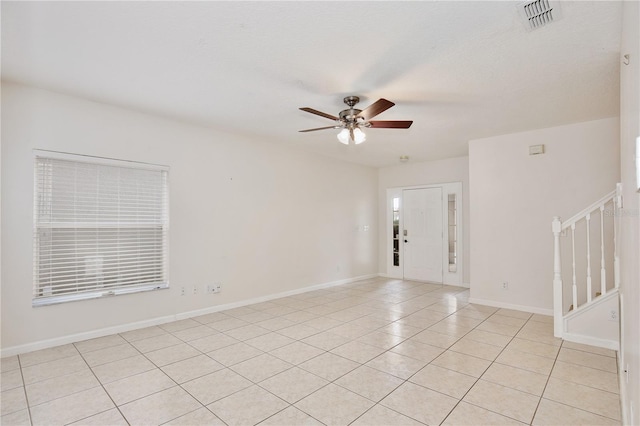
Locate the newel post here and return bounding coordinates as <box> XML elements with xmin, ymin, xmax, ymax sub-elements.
<box><xmin>552</xmin><ymin>216</ymin><xmax>563</xmax><ymax>338</ymax></box>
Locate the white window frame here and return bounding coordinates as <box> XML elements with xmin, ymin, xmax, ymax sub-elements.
<box><xmin>32</xmin><ymin>150</ymin><xmax>169</xmax><ymax>306</ymax></box>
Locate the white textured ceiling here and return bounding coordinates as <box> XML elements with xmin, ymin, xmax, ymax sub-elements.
<box><xmin>1</xmin><ymin>1</ymin><xmax>622</xmax><ymax>167</ymax></box>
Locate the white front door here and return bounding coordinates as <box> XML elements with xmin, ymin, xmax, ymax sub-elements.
<box><xmin>403</xmin><ymin>188</ymin><xmax>443</xmax><ymax>283</ymax></box>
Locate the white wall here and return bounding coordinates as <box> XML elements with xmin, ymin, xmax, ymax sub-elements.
<box><xmin>618</xmin><ymin>1</ymin><xmax>640</xmax><ymax>423</ymax></box>
<box><xmin>0</xmin><ymin>82</ymin><xmax>378</xmax><ymax>353</ymax></box>
<box><xmin>377</xmin><ymin>156</ymin><xmax>470</xmax><ymax>285</ymax></box>
<box><xmin>469</xmin><ymin>118</ymin><xmax>620</xmax><ymax>313</ymax></box>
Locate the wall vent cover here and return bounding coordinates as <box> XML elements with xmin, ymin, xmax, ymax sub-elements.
<box><xmin>518</xmin><ymin>0</ymin><xmax>561</xmax><ymax>31</ymax></box>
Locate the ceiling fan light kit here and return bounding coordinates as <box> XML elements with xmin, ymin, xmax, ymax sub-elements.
<box><xmin>299</xmin><ymin>96</ymin><xmax>412</xmax><ymax>145</ymax></box>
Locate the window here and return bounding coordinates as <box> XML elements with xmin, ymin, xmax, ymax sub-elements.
<box><xmin>33</xmin><ymin>151</ymin><xmax>169</xmax><ymax>306</ymax></box>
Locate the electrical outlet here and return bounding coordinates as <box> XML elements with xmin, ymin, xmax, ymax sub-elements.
<box><xmin>502</xmin><ymin>282</ymin><xmax>509</xmax><ymax>290</ymax></box>
<box><xmin>180</xmin><ymin>286</ymin><xmax>185</xmax><ymax>296</ymax></box>
<box><xmin>206</xmin><ymin>283</ymin><xmax>222</xmax><ymax>294</ymax></box>
<box><xmin>609</xmin><ymin>309</ymin><xmax>618</xmax><ymax>321</ymax></box>
<box><xmin>193</xmin><ymin>285</ymin><xmax>198</xmax><ymax>295</ymax></box>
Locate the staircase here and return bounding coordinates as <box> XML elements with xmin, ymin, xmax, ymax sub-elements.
<box><xmin>552</xmin><ymin>184</ymin><xmax>621</xmax><ymax>350</ymax></box>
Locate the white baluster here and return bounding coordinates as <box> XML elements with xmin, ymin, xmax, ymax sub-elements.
<box><xmin>600</xmin><ymin>205</ymin><xmax>606</xmax><ymax>296</ymax></box>
<box><xmin>552</xmin><ymin>216</ymin><xmax>563</xmax><ymax>337</ymax></box>
<box><xmin>614</xmin><ymin>184</ymin><xmax>621</xmax><ymax>289</ymax></box>
<box><xmin>571</xmin><ymin>223</ymin><xmax>577</xmax><ymax>311</ymax></box>
<box><xmin>586</xmin><ymin>213</ymin><xmax>592</xmax><ymax>303</ymax></box>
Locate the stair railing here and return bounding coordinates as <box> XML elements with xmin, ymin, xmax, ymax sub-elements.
<box><xmin>552</xmin><ymin>184</ymin><xmax>621</xmax><ymax>338</ymax></box>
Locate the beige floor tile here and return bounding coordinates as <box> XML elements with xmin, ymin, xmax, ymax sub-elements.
<box><xmin>380</xmin><ymin>381</ymin><xmax>458</xmax><ymax>425</ymax></box>
<box><xmin>130</xmin><ymin>333</ymin><xmax>182</xmax><ymax>353</ymax></box>
<box><xmin>351</xmin><ymin>404</ymin><xmax>425</xmax><ymax>425</ymax></box>
<box><xmin>496</xmin><ymin>308</ymin><xmax>533</xmax><ymax>320</ymax></box>
<box><xmin>207</xmin><ymin>342</ymin><xmax>264</xmax><ymax>366</ymax></box>
<box><xmin>1</xmin><ymin>408</ymin><xmax>31</xmax><ymax>426</ymax></box>
<box><xmin>160</xmin><ymin>354</ymin><xmax>224</xmax><ymax>384</ymax></box>
<box><xmin>74</xmin><ymin>334</ymin><xmax>128</xmax><ymax>354</ymax></box>
<box><xmin>557</xmin><ymin>347</ymin><xmax>617</xmax><ymax>373</ymax></box>
<box><xmin>207</xmin><ymin>385</ymin><xmax>288</xmax><ymax>426</ymax></box>
<box><xmin>411</xmin><ymin>329</ymin><xmax>460</xmax><ymax>348</ymax></box>
<box><xmin>301</xmin><ymin>316</ymin><xmax>343</xmax><ymax>331</ymax></box>
<box><xmin>409</xmin><ymin>364</ymin><xmax>477</xmax><ymax>399</ymax></box>
<box><xmin>455</xmin><ymin>306</ymin><xmax>497</xmax><ymax>320</ymax></box>
<box><xmin>164</xmin><ymin>407</ymin><xmax>225</xmax><ymax>425</ymax></box>
<box><xmin>1</xmin><ymin>387</ymin><xmax>28</xmax><ymax>416</ymax></box>
<box><xmin>427</xmin><ymin>322</ymin><xmax>473</xmax><ymax>338</ymax></box>
<box><xmin>530</xmin><ymin>314</ymin><xmax>554</xmax><ymax>324</ymax></box>
<box><xmin>302</xmin><ymin>331</ymin><xmax>352</xmax><ymax>351</ymax></box>
<box><xmin>366</xmin><ymin>351</ymin><xmax>427</xmax><ymax>380</ymax></box>
<box><xmin>533</xmin><ymin>398</ymin><xmax>620</xmax><ymax>425</ymax></box>
<box><xmin>506</xmin><ymin>338</ymin><xmax>560</xmax><ymax>359</ymax></box>
<box><xmin>562</xmin><ymin>341</ymin><xmax>617</xmax><ymax>358</ymax></box>
<box><xmin>223</xmin><ymin>306</ymin><xmax>258</xmax><ymax>318</ymax></box>
<box><xmin>81</xmin><ymin>343</ymin><xmax>140</xmax><ymax>367</ymax></box>
<box><xmin>543</xmin><ymin>378</ymin><xmax>621</xmax><ymax>420</ymax></box>
<box><xmin>450</xmin><ymin>338</ymin><xmax>503</xmax><ymax>361</ymax></box>
<box><xmin>144</xmin><ymin>343</ymin><xmax>201</xmax><ymax>367</ymax></box>
<box><xmin>442</xmin><ymin>401</ymin><xmax>526</xmax><ymax>425</ymax></box>
<box><xmin>188</xmin><ymin>333</ymin><xmax>239</xmax><ymax>353</ymax></box>
<box><xmin>22</xmin><ymin>354</ymin><xmax>89</xmax><ymax>385</ymax></box>
<box><xmin>237</xmin><ymin>310</ymin><xmax>275</xmax><ymax>324</ymax></box>
<box><xmin>159</xmin><ymin>318</ymin><xmax>200</xmax><ymax>333</ymax></box>
<box><xmin>30</xmin><ymin>386</ymin><xmax>114</xmax><ymax>425</ymax></box>
<box><xmin>516</xmin><ymin>328</ymin><xmax>562</xmax><ymax>347</ymax></box>
<box><xmin>463</xmin><ymin>380</ymin><xmax>540</xmax><ymax>423</ymax></box>
<box><xmin>19</xmin><ymin>344</ymin><xmax>79</xmax><ymax>367</ymax></box>
<box><xmin>270</xmin><ymin>341</ymin><xmax>325</xmax><ymax>365</ymax></box>
<box><xmin>26</xmin><ymin>369</ymin><xmax>100</xmax><ymax>406</ymax></box>
<box><xmin>119</xmin><ymin>386</ymin><xmax>201</xmax><ymax>425</ymax></box>
<box><xmin>357</xmin><ymin>331</ymin><xmax>406</xmax><ymax>350</ymax></box>
<box><xmin>496</xmin><ymin>348</ymin><xmax>555</xmax><ymax>375</ymax></box>
<box><xmin>276</xmin><ymin>324</ymin><xmax>319</xmax><ymax>340</ymax></box>
<box><xmin>120</xmin><ymin>326</ymin><xmax>167</xmax><ymax>342</ymax></box>
<box><xmin>182</xmin><ymin>368</ymin><xmax>252</xmax><ymax>405</ymax></box>
<box><xmin>487</xmin><ymin>314</ymin><xmax>528</xmax><ymax>327</ymax></box>
<box><xmin>1</xmin><ymin>356</ymin><xmax>20</xmax><ymax>373</ymax></box>
<box><xmin>379</xmin><ymin>321</ymin><xmax>424</xmax><ymax>338</ymax></box>
<box><xmin>259</xmin><ymin>367</ymin><xmax>329</xmax><ymax>403</ymax></box>
<box><xmin>443</xmin><ymin>315</ymin><xmax>484</xmax><ymax>328</ymax></box>
<box><xmin>245</xmin><ymin>332</ymin><xmax>296</xmax><ymax>352</ymax></box>
<box><xmin>192</xmin><ymin>312</ymin><xmax>231</xmax><ymax>325</ymax></box>
<box><xmin>330</xmin><ymin>341</ymin><xmax>385</xmax><ymax>364</ymax></box>
<box><xmin>551</xmin><ymin>360</ymin><xmax>619</xmax><ymax>393</ymax></box>
<box><xmin>91</xmin><ymin>354</ymin><xmax>156</xmax><ymax>384</ymax></box>
<box><xmin>68</xmin><ymin>407</ymin><xmax>128</xmax><ymax>425</ymax></box>
<box><xmin>224</xmin><ymin>324</ymin><xmax>270</xmax><ymax>341</ymax></box>
<box><xmin>104</xmin><ymin>369</ymin><xmax>175</xmax><ymax>406</ymax></box>
<box><xmin>390</xmin><ymin>339</ymin><xmax>444</xmax><ymax>363</ymax></box>
<box><xmin>283</xmin><ymin>310</ymin><xmax>318</xmax><ymax>323</ymax></box>
<box><xmin>295</xmin><ymin>383</ymin><xmax>375</xmax><ymax>425</ymax></box>
<box><xmin>432</xmin><ymin>350</ymin><xmax>491</xmax><ymax>378</ymax></box>
<box><xmin>208</xmin><ymin>317</ymin><xmax>249</xmax><ymax>332</ymax></box>
<box><xmin>299</xmin><ymin>352</ymin><xmax>359</xmax><ymax>381</ymax></box>
<box><xmin>258</xmin><ymin>406</ymin><xmax>323</xmax><ymax>425</ymax></box>
<box><xmin>464</xmin><ymin>330</ymin><xmax>512</xmax><ymax>347</ymax></box>
<box><xmin>475</xmin><ymin>321</ymin><xmax>521</xmax><ymax>336</ymax></box>
<box><xmin>171</xmin><ymin>325</ymin><xmax>218</xmax><ymax>342</ymax></box>
<box><xmin>481</xmin><ymin>363</ymin><xmax>548</xmax><ymax>396</ymax></box>
<box><xmin>1</xmin><ymin>369</ymin><xmax>23</xmax><ymax>391</ymax></box>
<box><xmin>335</xmin><ymin>365</ymin><xmax>404</xmax><ymax>402</ymax></box>
<box><xmin>230</xmin><ymin>353</ymin><xmax>292</xmax><ymax>382</ymax></box>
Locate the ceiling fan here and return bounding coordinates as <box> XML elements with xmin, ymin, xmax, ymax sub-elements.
<box><xmin>299</xmin><ymin>96</ymin><xmax>413</xmax><ymax>145</ymax></box>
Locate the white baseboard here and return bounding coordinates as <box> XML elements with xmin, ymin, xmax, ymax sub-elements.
<box><xmin>468</xmin><ymin>297</ymin><xmax>554</xmax><ymax>316</ymax></box>
<box><xmin>562</xmin><ymin>332</ymin><xmax>620</xmax><ymax>351</ymax></box>
<box><xmin>1</xmin><ymin>273</ymin><xmax>379</xmax><ymax>358</ymax></box>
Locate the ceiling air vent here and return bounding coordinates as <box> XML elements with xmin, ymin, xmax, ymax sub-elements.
<box><xmin>518</xmin><ymin>0</ymin><xmax>561</xmax><ymax>31</ymax></box>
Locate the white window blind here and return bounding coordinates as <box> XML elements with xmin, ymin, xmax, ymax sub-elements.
<box><xmin>33</xmin><ymin>151</ymin><xmax>169</xmax><ymax>306</ymax></box>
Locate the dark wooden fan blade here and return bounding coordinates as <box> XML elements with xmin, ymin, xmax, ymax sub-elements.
<box><xmin>368</xmin><ymin>120</ymin><xmax>413</xmax><ymax>129</ymax></box>
<box><xmin>357</xmin><ymin>98</ymin><xmax>395</xmax><ymax>120</ymax></box>
<box><xmin>299</xmin><ymin>107</ymin><xmax>339</xmax><ymax>121</ymax></box>
<box><xmin>299</xmin><ymin>126</ymin><xmax>338</xmax><ymax>132</ymax></box>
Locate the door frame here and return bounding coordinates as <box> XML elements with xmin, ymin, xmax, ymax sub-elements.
<box><xmin>385</xmin><ymin>182</ymin><xmax>463</xmax><ymax>286</ymax></box>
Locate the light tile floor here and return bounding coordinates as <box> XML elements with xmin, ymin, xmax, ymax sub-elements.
<box><xmin>1</xmin><ymin>278</ymin><xmax>622</xmax><ymax>425</ymax></box>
